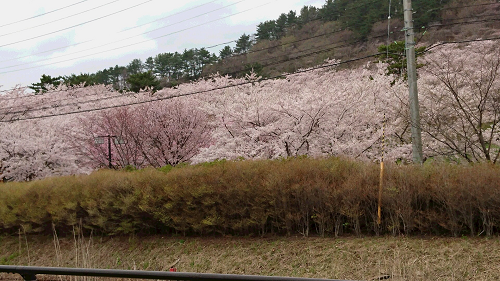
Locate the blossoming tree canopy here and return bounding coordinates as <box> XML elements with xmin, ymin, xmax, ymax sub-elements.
<box><xmin>1</xmin><ymin>40</ymin><xmax>500</xmax><ymax>181</ymax></box>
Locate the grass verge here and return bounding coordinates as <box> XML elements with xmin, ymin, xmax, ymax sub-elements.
<box><xmin>1</xmin><ymin>235</ymin><xmax>499</xmax><ymax>281</ymax></box>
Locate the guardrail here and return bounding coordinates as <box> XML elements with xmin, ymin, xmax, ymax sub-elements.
<box><xmin>0</xmin><ymin>266</ymin><xmax>360</xmax><ymax>281</ymax></box>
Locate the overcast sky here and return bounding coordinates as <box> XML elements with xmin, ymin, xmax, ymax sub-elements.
<box><xmin>0</xmin><ymin>0</ymin><xmax>324</xmax><ymax>91</ymax></box>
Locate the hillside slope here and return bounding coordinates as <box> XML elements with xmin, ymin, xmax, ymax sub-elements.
<box><xmin>206</xmin><ymin>0</ymin><xmax>500</xmax><ymax>78</ymax></box>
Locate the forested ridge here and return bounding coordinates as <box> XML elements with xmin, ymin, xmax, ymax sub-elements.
<box><xmin>29</xmin><ymin>0</ymin><xmax>493</xmax><ymax>93</ymax></box>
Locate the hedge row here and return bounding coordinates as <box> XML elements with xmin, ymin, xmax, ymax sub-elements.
<box><xmin>1</xmin><ymin>158</ymin><xmax>499</xmax><ymax>236</ymax></box>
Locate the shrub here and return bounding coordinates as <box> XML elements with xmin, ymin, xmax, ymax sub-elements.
<box><xmin>0</xmin><ymin>158</ymin><xmax>499</xmax><ymax>236</ymax></box>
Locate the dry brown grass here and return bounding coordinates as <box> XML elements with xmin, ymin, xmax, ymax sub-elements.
<box><xmin>1</xmin><ymin>235</ymin><xmax>500</xmax><ymax>281</ymax></box>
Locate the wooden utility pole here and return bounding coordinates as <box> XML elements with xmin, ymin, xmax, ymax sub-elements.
<box><xmin>403</xmin><ymin>0</ymin><xmax>423</xmax><ymax>164</ymax></box>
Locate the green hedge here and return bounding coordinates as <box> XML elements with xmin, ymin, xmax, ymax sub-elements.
<box><xmin>1</xmin><ymin>158</ymin><xmax>499</xmax><ymax>236</ymax></box>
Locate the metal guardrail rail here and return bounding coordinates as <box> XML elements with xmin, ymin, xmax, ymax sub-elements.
<box><xmin>0</xmin><ymin>266</ymin><xmax>360</xmax><ymax>281</ymax></box>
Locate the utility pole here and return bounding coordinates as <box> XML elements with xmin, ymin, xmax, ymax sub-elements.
<box><xmin>107</xmin><ymin>135</ymin><xmax>112</xmax><ymax>169</ymax></box>
<box><xmin>94</xmin><ymin>135</ymin><xmax>121</xmax><ymax>169</ymax></box>
<box><xmin>403</xmin><ymin>0</ymin><xmax>423</xmax><ymax>164</ymax></box>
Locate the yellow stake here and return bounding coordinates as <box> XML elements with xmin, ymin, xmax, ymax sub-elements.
<box><xmin>377</xmin><ymin>161</ymin><xmax>384</xmax><ymax>225</ymax></box>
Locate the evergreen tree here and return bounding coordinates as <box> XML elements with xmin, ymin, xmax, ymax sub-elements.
<box><xmin>29</xmin><ymin>74</ymin><xmax>63</xmax><ymax>93</ymax></box>
<box><xmin>377</xmin><ymin>41</ymin><xmax>426</xmax><ymax>82</ymax></box>
<box><xmin>219</xmin><ymin>46</ymin><xmax>233</xmax><ymax>60</ymax></box>
<box><xmin>144</xmin><ymin>57</ymin><xmax>155</xmax><ymax>72</ymax></box>
<box><xmin>256</xmin><ymin>21</ymin><xmax>277</xmax><ymax>41</ymax></box>
<box><xmin>234</xmin><ymin>34</ymin><xmax>253</xmax><ymax>54</ymax></box>
<box><xmin>275</xmin><ymin>13</ymin><xmax>288</xmax><ymax>38</ymax></box>
<box><xmin>287</xmin><ymin>10</ymin><xmax>298</xmax><ymax>26</ymax></box>
<box><xmin>299</xmin><ymin>5</ymin><xmax>318</xmax><ymax>26</ymax></box>
<box><xmin>154</xmin><ymin>53</ymin><xmax>175</xmax><ymax>78</ymax></box>
<box><xmin>127</xmin><ymin>59</ymin><xmax>144</xmax><ymax>75</ymax></box>
<box><xmin>63</xmin><ymin>73</ymin><xmax>96</xmax><ymax>87</ymax></box>
<box><xmin>127</xmin><ymin>71</ymin><xmax>160</xmax><ymax>93</ymax></box>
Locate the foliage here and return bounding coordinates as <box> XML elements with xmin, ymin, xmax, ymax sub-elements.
<box><xmin>127</xmin><ymin>59</ymin><xmax>144</xmax><ymax>75</ymax></box>
<box><xmin>2</xmin><ymin>41</ymin><xmax>499</xmax><ymax>181</ymax></box>
<box><xmin>377</xmin><ymin>41</ymin><xmax>426</xmax><ymax>80</ymax></box>
<box><xmin>243</xmin><ymin>63</ymin><xmax>264</xmax><ymax>77</ymax></box>
<box><xmin>234</xmin><ymin>34</ymin><xmax>253</xmax><ymax>54</ymax></box>
<box><xmin>31</xmin><ymin>48</ymin><xmax>218</xmax><ymax>92</ymax></box>
<box><xmin>1</xmin><ymin>158</ymin><xmax>500</xmax><ymax>237</ymax></box>
<box><xmin>126</xmin><ymin>71</ymin><xmax>159</xmax><ymax>93</ymax></box>
<box><xmin>29</xmin><ymin>0</ymin><xmax>458</xmax><ymax>92</ymax></box>
<box><xmin>29</xmin><ymin>74</ymin><xmax>63</xmax><ymax>93</ymax></box>
<box><xmin>317</xmin><ymin>0</ymin><xmax>450</xmax><ymax>39</ymax></box>
<box><xmin>219</xmin><ymin>46</ymin><xmax>233</xmax><ymax>60</ymax></box>
<box><xmin>74</xmin><ymin>99</ymin><xmax>212</xmax><ymax>169</ymax></box>
<box><xmin>65</xmin><ymin>73</ymin><xmax>96</xmax><ymax>87</ymax></box>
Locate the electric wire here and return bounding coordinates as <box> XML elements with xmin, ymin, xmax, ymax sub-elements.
<box><xmin>0</xmin><ymin>3</ymin><xmax>402</xmax><ymax>84</ymax></box>
<box><xmin>4</xmin><ymin>35</ymin><xmax>500</xmax><ymax>118</ymax></box>
<box><xmin>1</xmin><ymin>1</ymin><xmax>498</xmax><ymax>93</ymax></box>
<box><xmin>0</xmin><ymin>53</ymin><xmax>382</xmax><ymax>123</ymax></box>
<box><xmin>427</xmin><ymin>16</ymin><xmax>500</xmax><ymax>28</ymax></box>
<box><xmin>0</xmin><ymin>0</ymin><xmax>155</xmax><ymax>48</ymax></box>
<box><xmin>0</xmin><ymin>0</ymin><xmax>122</xmax><ymax>38</ymax></box>
<box><xmin>2</xmin><ymin>12</ymin><xmax>498</xmax><ymax>95</ymax></box>
<box><xmin>0</xmin><ymin>12</ymin><xmax>394</xmax><ymax>96</ymax></box>
<box><xmin>118</xmin><ymin>0</ymin><xmax>219</xmax><ymax>33</ymax></box>
<box><xmin>0</xmin><ymin>0</ymin><xmax>219</xmax><ymax>64</ymax></box>
<box><xmin>0</xmin><ymin>0</ymin><xmax>493</xmax><ymax>64</ymax></box>
<box><xmin>206</xmin><ymin>40</ymin><xmax>238</xmax><ymax>49</ymax></box>
<box><xmin>0</xmin><ymin>0</ymin><xmax>249</xmax><ymax>71</ymax></box>
<box><xmin>0</xmin><ymin>0</ymin><xmax>278</xmax><ymax>75</ymax></box>
<box><xmin>0</xmin><ymin>36</ymin><xmax>382</xmax><ymax>113</ymax></box>
<box><xmin>424</xmin><ymin>36</ymin><xmax>500</xmax><ymax>53</ymax></box>
<box><xmin>0</xmin><ymin>0</ymin><xmax>89</xmax><ymax>28</ymax></box>
<box><xmin>0</xmin><ymin>0</ymin><xmax>379</xmax><ymax>65</ymax></box>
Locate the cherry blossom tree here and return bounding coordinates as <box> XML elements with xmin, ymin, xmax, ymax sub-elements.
<box><xmin>5</xmin><ymin>40</ymin><xmax>499</xmax><ymax>181</ymax></box>
<box><xmin>419</xmin><ymin>41</ymin><xmax>500</xmax><ymax>163</ymax></box>
<box><xmin>192</xmin><ymin>64</ymin><xmax>410</xmax><ymax>163</ymax></box>
<box><xmin>0</xmin><ymin>86</ymin><xmax>84</xmax><ymax>181</ymax></box>
<box><xmin>73</xmin><ymin>107</ymin><xmax>147</xmax><ymax>169</ymax></box>
<box><xmin>135</xmin><ymin>99</ymin><xmax>212</xmax><ymax>167</ymax></box>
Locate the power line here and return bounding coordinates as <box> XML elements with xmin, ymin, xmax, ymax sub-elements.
<box><xmin>0</xmin><ymin>0</ymin><xmax>277</xmax><ymax>75</ymax></box>
<box><xmin>0</xmin><ymin>0</ymin><xmax>386</xmax><ymax>92</ymax></box>
<box><xmin>0</xmin><ymin>15</ymin><xmax>391</xmax><ymax>96</ymax></box>
<box><xmin>0</xmin><ymin>0</ymin><xmax>219</xmax><ymax>64</ymax></box>
<box><xmin>0</xmin><ymin>0</ymin><xmax>249</xmax><ymax>71</ymax></box>
<box><xmin>0</xmin><ymin>37</ymin><xmax>374</xmax><ymax>114</ymax></box>
<box><xmin>0</xmin><ymin>36</ymin><xmax>376</xmax><ymax>113</ymax></box>
<box><xmin>0</xmin><ymin>0</ymin><xmax>89</xmax><ymax>28</ymax></box>
<box><xmin>0</xmin><ymin>3</ymin><xmax>397</xmax><ymax>78</ymax></box>
<box><xmin>426</xmin><ymin>16</ymin><xmax>500</xmax><ymax>29</ymax></box>
<box><xmin>206</xmin><ymin>40</ymin><xmax>237</xmax><ymax>49</ymax></box>
<box><xmin>209</xmin><ymin>14</ymin><xmax>500</xmax><ymax>72</ymax></box>
<box><xmin>1</xmin><ymin>0</ymin><xmax>493</xmax><ymax>63</ymax></box>
<box><xmin>0</xmin><ymin>0</ymin><xmax>122</xmax><ymax>38</ymax></box>
<box><xmin>0</xmin><ymin>0</ymin><xmax>276</xmax><ymax>94</ymax></box>
<box><xmin>0</xmin><ymin>53</ymin><xmax>381</xmax><ymax>123</ymax></box>
<box><xmin>0</xmin><ymin>21</ymin><xmax>383</xmax><ymax>102</ymax></box>
<box><xmin>3</xmin><ymin>12</ymin><xmax>498</xmax><ymax>95</ymax></box>
<box><xmin>218</xmin><ymin>37</ymin><xmax>382</xmax><ymax>78</ymax></box>
<box><xmin>0</xmin><ymin>0</ymin><xmax>334</xmax><ymax>70</ymax></box>
<box><xmin>8</xmin><ymin>35</ymin><xmax>500</xmax><ymax>119</ymax></box>
<box><xmin>424</xmin><ymin>36</ymin><xmax>500</xmax><ymax>53</ymax></box>
<box><xmin>0</xmin><ymin>0</ymin><xmax>155</xmax><ymax>48</ymax></box>
<box><xmin>118</xmin><ymin>0</ymin><xmax>220</xmax><ymax>33</ymax></box>
<box><xmin>420</xmin><ymin>1</ymin><xmax>500</xmax><ymax>13</ymax></box>
<box><xmin>2</xmin><ymin>2</ymin><xmax>498</xmax><ymax>93</ymax></box>
<box><xmin>0</xmin><ymin>0</ymin><xmax>378</xmax><ymax>66</ymax></box>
